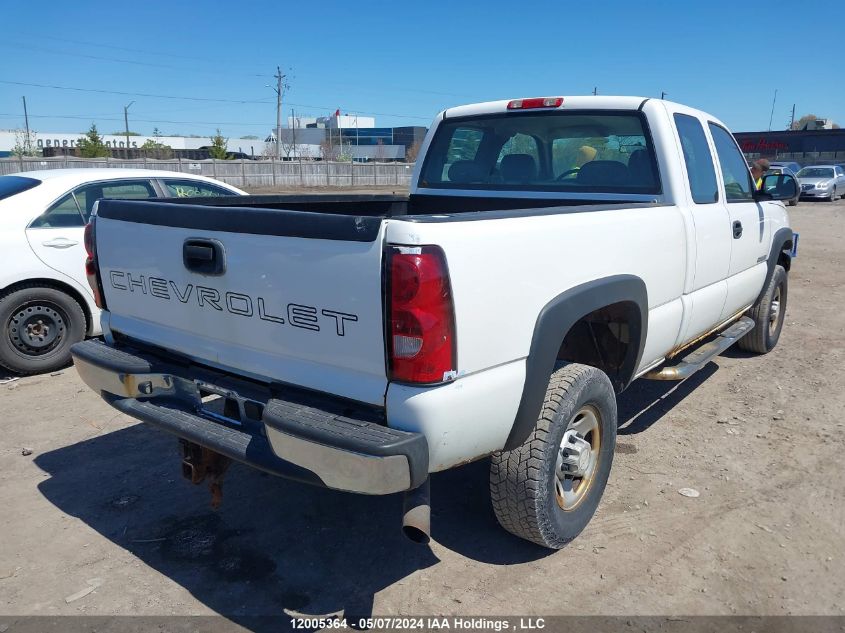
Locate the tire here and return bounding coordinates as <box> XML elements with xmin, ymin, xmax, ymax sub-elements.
<box><xmin>0</xmin><ymin>285</ymin><xmax>86</xmax><ymax>375</ymax></box>
<box><xmin>490</xmin><ymin>363</ymin><xmax>617</xmax><ymax>549</ymax></box>
<box><xmin>831</xmin><ymin>187</ymin><xmax>838</xmax><ymax>202</ymax></box>
<box><xmin>738</xmin><ymin>265</ymin><xmax>787</xmax><ymax>354</ymax></box>
<box><xmin>788</xmin><ymin>198</ymin><xmax>798</xmax><ymax>206</ymax></box>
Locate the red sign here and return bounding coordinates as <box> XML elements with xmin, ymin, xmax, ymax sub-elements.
<box><xmin>739</xmin><ymin>138</ymin><xmax>790</xmax><ymax>152</ymax></box>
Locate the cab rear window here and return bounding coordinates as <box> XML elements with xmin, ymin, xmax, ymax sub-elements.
<box><xmin>419</xmin><ymin>111</ymin><xmax>660</xmax><ymax>195</ymax></box>
<box><xmin>0</xmin><ymin>175</ymin><xmax>41</xmax><ymax>201</ymax></box>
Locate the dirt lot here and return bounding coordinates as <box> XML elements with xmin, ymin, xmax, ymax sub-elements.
<box><xmin>1</xmin><ymin>198</ymin><xmax>843</xmax><ymax>623</ymax></box>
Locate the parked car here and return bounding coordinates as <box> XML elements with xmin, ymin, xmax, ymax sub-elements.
<box><xmin>770</xmin><ymin>161</ymin><xmax>802</xmax><ymax>175</ymax></box>
<box><xmin>0</xmin><ymin>169</ymin><xmax>245</xmax><ymax>375</ymax></box>
<box><xmin>71</xmin><ymin>96</ymin><xmax>796</xmax><ymax>549</ymax></box>
<box><xmin>766</xmin><ymin>165</ymin><xmax>800</xmax><ymax>206</ymax></box>
<box><xmin>796</xmin><ymin>165</ymin><xmax>845</xmax><ymax>200</ymax></box>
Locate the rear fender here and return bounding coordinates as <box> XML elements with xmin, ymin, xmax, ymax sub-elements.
<box><xmin>504</xmin><ymin>275</ymin><xmax>647</xmax><ymax>450</ymax></box>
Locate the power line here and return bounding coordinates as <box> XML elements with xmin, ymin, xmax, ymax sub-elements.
<box><xmin>0</xmin><ymin>80</ymin><xmax>434</xmax><ymax>121</ymax></box>
<box><xmin>10</xmin><ymin>32</ymin><xmax>268</xmax><ymax>69</ymax></box>
<box><xmin>0</xmin><ymin>79</ymin><xmax>273</xmax><ymax>104</ymax></box>
<box><xmin>0</xmin><ymin>40</ymin><xmax>271</xmax><ymax>78</ymax></box>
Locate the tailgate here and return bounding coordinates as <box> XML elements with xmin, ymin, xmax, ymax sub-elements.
<box><xmin>93</xmin><ymin>200</ymin><xmax>388</xmax><ymax>405</ymax></box>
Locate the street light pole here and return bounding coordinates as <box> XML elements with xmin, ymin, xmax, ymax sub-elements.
<box><xmin>124</xmin><ymin>101</ymin><xmax>135</xmax><ymax>158</ymax></box>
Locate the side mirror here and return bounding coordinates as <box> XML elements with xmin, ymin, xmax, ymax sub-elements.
<box><xmin>755</xmin><ymin>173</ymin><xmax>797</xmax><ymax>201</ymax></box>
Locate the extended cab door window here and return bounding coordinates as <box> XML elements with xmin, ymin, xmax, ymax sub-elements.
<box><xmin>708</xmin><ymin>123</ymin><xmax>753</xmax><ymax>202</ymax></box>
<box><xmin>674</xmin><ymin>114</ymin><xmax>718</xmax><ymax>204</ymax></box>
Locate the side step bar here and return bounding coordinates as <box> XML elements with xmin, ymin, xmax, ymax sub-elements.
<box><xmin>644</xmin><ymin>316</ymin><xmax>755</xmax><ymax>381</ymax></box>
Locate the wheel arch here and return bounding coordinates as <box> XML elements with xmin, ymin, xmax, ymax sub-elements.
<box><xmin>504</xmin><ymin>275</ymin><xmax>647</xmax><ymax>450</ymax></box>
<box><xmin>759</xmin><ymin>227</ymin><xmax>793</xmax><ymax>305</ymax></box>
<box><xmin>0</xmin><ymin>278</ymin><xmax>93</xmax><ymax>335</ymax></box>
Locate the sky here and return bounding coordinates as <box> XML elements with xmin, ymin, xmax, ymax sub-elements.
<box><xmin>1</xmin><ymin>0</ymin><xmax>842</xmax><ymax>140</ymax></box>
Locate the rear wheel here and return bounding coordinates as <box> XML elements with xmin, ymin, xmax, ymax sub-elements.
<box><xmin>490</xmin><ymin>363</ymin><xmax>617</xmax><ymax>549</ymax></box>
<box><xmin>738</xmin><ymin>265</ymin><xmax>787</xmax><ymax>354</ymax></box>
<box><xmin>0</xmin><ymin>285</ymin><xmax>86</xmax><ymax>375</ymax></box>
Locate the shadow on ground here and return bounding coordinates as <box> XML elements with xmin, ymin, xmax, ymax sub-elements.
<box><xmin>34</xmin><ymin>360</ymin><xmax>721</xmax><ymax>628</ymax></box>
<box><xmin>34</xmin><ymin>423</ymin><xmax>543</xmax><ymax>627</ymax></box>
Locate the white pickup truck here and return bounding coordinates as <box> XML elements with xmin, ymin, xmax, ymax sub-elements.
<box><xmin>71</xmin><ymin>96</ymin><xmax>797</xmax><ymax>549</ymax></box>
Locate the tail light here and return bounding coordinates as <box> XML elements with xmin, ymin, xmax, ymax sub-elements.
<box><xmin>387</xmin><ymin>246</ymin><xmax>456</xmax><ymax>384</ymax></box>
<box><xmin>84</xmin><ymin>219</ymin><xmax>106</xmax><ymax>309</ymax></box>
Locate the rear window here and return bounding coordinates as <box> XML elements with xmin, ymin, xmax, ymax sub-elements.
<box><xmin>0</xmin><ymin>175</ymin><xmax>41</xmax><ymax>201</ymax></box>
<box><xmin>419</xmin><ymin>111</ymin><xmax>660</xmax><ymax>195</ymax></box>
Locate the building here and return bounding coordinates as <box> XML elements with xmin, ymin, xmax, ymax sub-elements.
<box><xmin>1</xmin><ymin>112</ymin><xmax>428</xmax><ymax>161</ymax></box>
<box><xmin>269</xmin><ymin>112</ymin><xmax>427</xmax><ymax>161</ymax></box>
<box><xmin>734</xmin><ymin>128</ymin><xmax>845</xmax><ymax>163</ymax></box>
<box><xmin>0</xmin><ymin>130</ymin><xmax>267</xmax><ymax>158</ymax></box>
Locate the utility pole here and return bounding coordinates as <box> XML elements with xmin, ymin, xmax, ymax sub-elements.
<box><xmin>273</xmin><ymin>66</ymin><xmax>286</xmax><ymax>160</ymax></box>
<box><xmin>22</xmin><ymin>96</ymin><xmax>31</xmax><ymax>154</ymax></box>
<box><xmin>768</xmin><ymin>89</ymin><xmax>778</xmax><ymax>131</ymax></box>
<box><xmin>593</xmin><ymin>87</ymin><xmax>597</xmax><ymax>96</ymax></box>
<box><xmin>660</xmin><ymin>91</ymin><xmax>667</xmax><ymax>100</ymax></box>
<box><xmin>124</xmin><ymin>101</ymin><xmax>135</xmax><ymax>158</ymax></box>
<box><xmin>789</xmin><ymin>103</ymin><xmax>796</xmax><ymax>130</ymax></box>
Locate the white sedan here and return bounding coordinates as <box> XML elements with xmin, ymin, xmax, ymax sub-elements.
<box><xmin>0</xmin><ymin>169</ymin><xmax>245</xmax><ymax>375</ymax></box>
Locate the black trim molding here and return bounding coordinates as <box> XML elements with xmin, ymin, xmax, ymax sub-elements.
<box><xmin>96</xmin><ymin>199</ymin><xmax>383</xmax><ymax>242</ymax></box>
<box><xmin>504</xmin><ymin>275</ymin><xmax>648</xmax><ymax>450</ymax></box>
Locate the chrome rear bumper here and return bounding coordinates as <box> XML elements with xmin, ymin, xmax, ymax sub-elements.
<box><xmin>71</xmin><ymin>339</ymin><xmax>428</xmax><ymax>495</ymax></box>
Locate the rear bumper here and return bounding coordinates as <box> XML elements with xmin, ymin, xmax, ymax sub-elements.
<box><xmin>71</xmin><ymin>339</ymin><xmax>428</xmax><ymax>494</ymax></box>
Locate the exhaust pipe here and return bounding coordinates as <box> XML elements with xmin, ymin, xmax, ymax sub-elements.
<box><xmin>402</xmin><ymin>477</ymin><xmax>430</xmax><ymax>544</ymax></box>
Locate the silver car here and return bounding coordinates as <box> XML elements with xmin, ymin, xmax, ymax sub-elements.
<box><xmin>797</xmin><ymin>165</ymin><xmax>845</xmax><ymax>201</ymax></box>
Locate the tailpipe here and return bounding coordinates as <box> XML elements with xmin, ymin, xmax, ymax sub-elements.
<box><xmin>402</xmin><ymin>478</ymin><xmax>430</xmax><ymax>544</ymax></box>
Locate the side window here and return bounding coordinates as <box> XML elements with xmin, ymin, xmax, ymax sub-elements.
<box><xmin>163</xmin><ymin>179</ymin><xmax>233</xmax><ymax>198</ymax></box>
<box><xmin>29</xmin><ymin>192</ymin><xmax>84</xmax><ymax>228</ymax></box>
<box><xmin>674</xmin><ymin>114</ymin><xmax>718</xmax><ymax>204</ymax></box>
<box><xmin>708</xmin><ymin>123</ymin><xmax>753</xmax><ymax>202</ymax></box>
<box><xmin>76</xmin><ymin>180</ymin><xmax>156</xmax><ymax>221</ymax></box>
<box><xmin>434</xmin><ymin>127</ymin><xmax>485</xmax><ymax>183</ymax></box>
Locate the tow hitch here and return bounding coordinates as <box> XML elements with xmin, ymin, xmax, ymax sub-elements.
<box><xmin>180</xmin><ymin>440</ymin><xmax>232</xmax><ymax>509</ymax></box>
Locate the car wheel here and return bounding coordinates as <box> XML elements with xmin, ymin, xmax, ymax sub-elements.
<box><xmin>490</xmin><ymin>363</ymin><xmax>617</xmax><ymax>549</ymax></box>
<box><xmin>0</xmin><ymin>285</ymin><xmax>86</xmax><ymax>375</ymax></box>
<box><xmin>831</xmin><ymin>187</ymin><xmax>838</xmax><ymax>202</ymax></box>
<box><xmin>788</xmin><ymin>198</ymin><xmax>798</xmax><ymax>206</ymax></box>
<box><xmin>738</xmin><ymin>265</ymin><xmax>787</xmax><ymax>354</ymax></box>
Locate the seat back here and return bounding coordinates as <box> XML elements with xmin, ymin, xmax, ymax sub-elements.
<box><xmin>500</xmin><ymin>154</ymin><xmax>537</xmax><ymax>183</ymax></box>
<box><xmin>576</xmin><ymin>160</ymin><xmax>629</xmax><ymax>187</ymax></box>
<box><xmin>448</xmin><ymin>160</ymin><xmax>485</xmax><ymax>184</ymax></box>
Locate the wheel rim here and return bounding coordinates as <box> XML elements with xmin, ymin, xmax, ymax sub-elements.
<box><xmin>554</xmin><ymin>405</ymin><xmax>602</xmax><ymax>511</ymax></box>
<box><xmin>7</xmin><ymin>301</ymin><xmax>68</xmax><ymax>357</ymax></box>
<box><xmin>768</xmin><ymin>284</ymin><xmax>782</xmax><ymax>337</ymax></box>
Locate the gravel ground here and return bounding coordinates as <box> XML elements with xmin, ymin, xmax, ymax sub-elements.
<box><xmin>0</xmin><ymin>198</ymin><xmax>843</xmax><ymax>623</ymax></box>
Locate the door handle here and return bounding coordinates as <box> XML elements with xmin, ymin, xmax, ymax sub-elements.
<box><xmin>42</xmin><ymin>238</ymin><xmax>79</xmax><ymax>249</ymax></box>
<box><xmin>183</xmin><ymin>238</ymin><xmax>226</xmax><ymax>275</ymax></box>
<box><xmin>732</xmin><ymin>221</ymin><xmax>743</xmax><ymax>239</ymax></box>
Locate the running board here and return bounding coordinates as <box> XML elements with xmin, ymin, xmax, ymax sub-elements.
<box><xmin>643</xmin><ymin>316</ymin><xmax>755</xmax><ymax>381</ymax></box>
